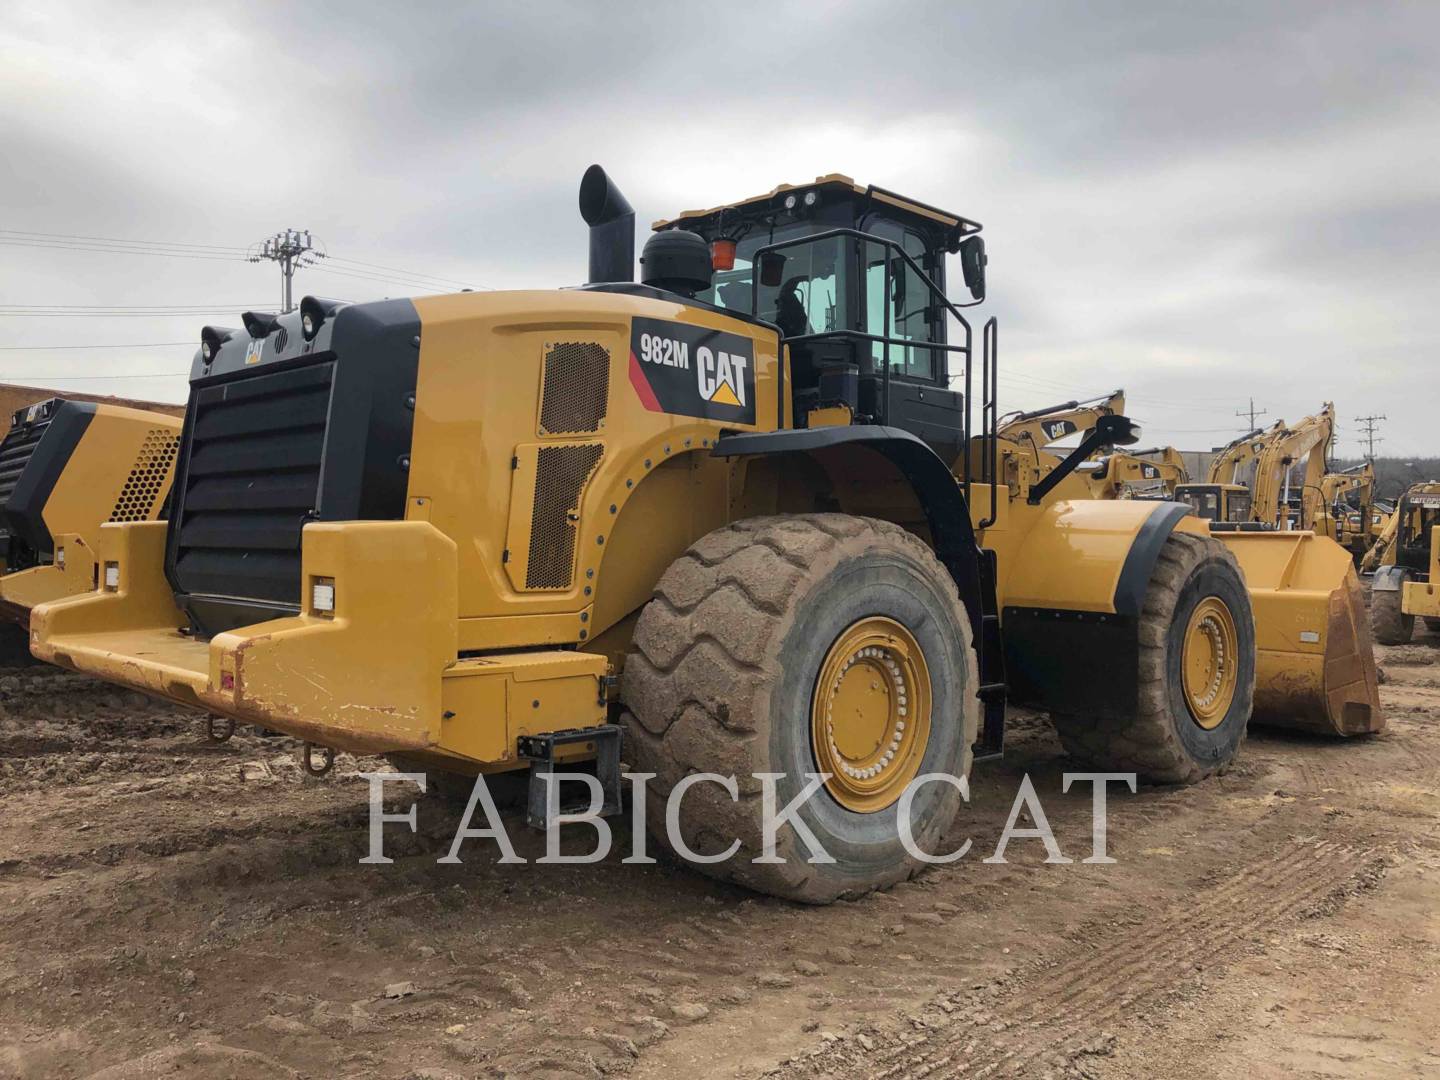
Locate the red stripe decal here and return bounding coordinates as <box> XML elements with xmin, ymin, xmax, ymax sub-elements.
<box><xmin>628</xmin><ymin>350</ymin><xmax>662</xmax><ymax>412</ymax></box>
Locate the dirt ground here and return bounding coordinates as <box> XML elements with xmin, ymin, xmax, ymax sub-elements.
<box><xmin>1</xmin><ymin>629</ymin><xmax>1437</xmax><ymax>1079</ymax></box>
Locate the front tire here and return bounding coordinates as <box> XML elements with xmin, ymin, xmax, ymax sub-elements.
<box><xmin>1370</xmin><ymin>584</ymin><xmax>1414</xmax><ymax>646</ymax></box>
<box><xmin>1052</xmin><ymin>532</ymin><xmax>1254</xmax><ymax>785</ymax></box>
<box><xmin>622</xmin><ymin>514</ymin><xmax>979</xmax><ymax>904</ymax></box>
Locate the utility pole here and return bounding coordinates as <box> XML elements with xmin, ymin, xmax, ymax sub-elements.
<box><xmin>1236</xmin><ymin>397</ymin><xmax>1268</xmax><ymax>432</ymax></box>
<box><xmin>248</xmin><ymin>229</ymin><xmax>318</xmax><ymax>312</ymax></box>
<box><xmin>1354</xmin><ymin>414</ymin><xmax>1386</xmax><ymax>461</ymax></box>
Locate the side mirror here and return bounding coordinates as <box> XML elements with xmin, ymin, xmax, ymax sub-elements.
<box><xmin>758</xmin><ymin>251</ymin><xmax>786</xmax><ymax>289</ymax></box>
<box><xmin>958</xmin><ymin>235</ymin><xmax>986</xmax><ymax>301</ymax></box>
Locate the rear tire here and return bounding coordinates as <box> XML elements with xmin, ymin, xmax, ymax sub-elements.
<box><xmin>622</xmin><ymin>514</ymin><xmax>979</xmax><ymax>904</ymax></box>
<box><xmin>1422</xmin><ymin>617</ymin><xmax>1440</xmax><ymax>635</ymax></box>
<box><xmin>1051</xmin><ymin>532</ymin><xmax>1254</xmax><ymax>785</ymax></box>
<box><xmin>1370</xmin><ymin>585</ymin><xmax>1414</xmax><ymax>646</ymax></box>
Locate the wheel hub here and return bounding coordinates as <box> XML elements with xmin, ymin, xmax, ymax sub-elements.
<box><xmin>1182</xmin><ymin>596</ymin><xmax>1239</xmax><ymax>729</ymax></box>
<box><xmin>811</xmin><ymin>617</ymin><xmax>932</xmax><ymax>812</ymax></box>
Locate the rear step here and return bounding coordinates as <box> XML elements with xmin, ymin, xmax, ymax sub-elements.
<box><xmin>518</xmin><ymin>725</ymin><xmax>624</xmax><ymax>829</ymax></box>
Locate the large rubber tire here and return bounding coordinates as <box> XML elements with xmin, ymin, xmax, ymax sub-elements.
<box><xmin>622</xmin><ymin>514</ymin><xmax>979</xmax><ymax>904</ymax></box>
<box><xmin>1370</xmin><ymin>585</ymin><xmax>1414</xmax><ymax>646</ymax></box>
<box><xmin>1051</xmin><ymin>532</ymin><xmax>1254</xmax><ymax>785</ymax></box>
<box><xmin>1424</xmin><ymin>617</ymin><xmax>1440</xmax><ymax>634</ymax></box>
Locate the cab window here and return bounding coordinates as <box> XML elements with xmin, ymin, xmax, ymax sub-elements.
<box><xmin>702</xmin><ymin>224</ymin><xmax>845</xmax><ymax>339</ymax></box>
<box><xmin>1179</xmin><ymin>489</ymin><xmax>1220</xmax><ymax>521</ymax></box>
<box><xmin>864</xmin><ymin>227</ymin><xmax>938</xmax><ymax>381</ymax></box>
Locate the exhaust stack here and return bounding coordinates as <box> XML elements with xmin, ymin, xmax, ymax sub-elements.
<box><xmin>579</xmin><ymin>164</ymin><xmax>635</xmax><ymax>284</ymax></box>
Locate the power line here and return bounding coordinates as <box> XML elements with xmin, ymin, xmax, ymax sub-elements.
<box><xmin>0</xmin><ymin>371</ymin><xmax>188</xmax><ymax>381</ymax></box>
<box><xmin>0</xmin><ymin>303</ymin><xmax>270</xmax><ymax>310</ymax></box>
<box><xmin>0</xmin><ymin>341</ymin><xmax>194</xmax><ymax>350</ymax></box>
<box><xmin>0</xmin><ymin>228</ymin><xmax>247</xmax><ymax>252</ymax></box>
<box><xmin>0</xmin><ymin>239</ymin><xmax>246</xmax><ymax>262</ymax></box>
<box><xmin>319</xmin><ymin>253</ymin><xmax>487</xmax><ymax>291</ymax></box>
<box><xmin>1</xmin><ymin>226</ymin><xmax>488</xmax><ymax>295</ymax></box>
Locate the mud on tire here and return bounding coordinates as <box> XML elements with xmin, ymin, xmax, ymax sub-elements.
<box><xmin>621</xmin><ymin>514</ymin><xmax>979</xmax><ymax>904</ymax></box>
<box><xmin>1051</xmin><ymin>531</ymin><xmax>1255</xmax><ymax>785</ymax></box>
<box><xmin>1370</xmin><ymin>585</ymin><xmax>1415</xmax><ymax>646</ymax></box>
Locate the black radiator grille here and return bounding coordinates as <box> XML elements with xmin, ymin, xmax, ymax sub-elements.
<box><xmin>172</xmin><ymin>359</ymin><xmax>335</xmax><ymax>606</ymax></box>
<box><xmin>0</xmin><ymin>419</ymin><xmax>50</xmax><ymax>510</ymax></box>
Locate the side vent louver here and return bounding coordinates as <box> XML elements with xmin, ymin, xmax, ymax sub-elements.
<box><xmin>110</xmin><ymin>428</ymin><xmax>180</xmax><ymax>522</ymax></box>
<box><xmin>526</xmin><ymin>443</ymin><xmax>604</xmax><ymax>589</ymax></box>
<box><xmin>538</xmin><ymin>342</ymin><xmax>610</xmax><ymax>436</ymax></box>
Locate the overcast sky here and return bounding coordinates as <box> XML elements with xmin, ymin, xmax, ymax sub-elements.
<box><xmin>2</xmin><ymin>1</ymin><xmax>1437</xmax><ymax>455</ymax></box>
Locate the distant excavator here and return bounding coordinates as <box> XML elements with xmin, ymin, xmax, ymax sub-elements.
<box><xmin>1081</xmin><ymin>446</ymin><xmax>1188</xmax><ymax>500</ymax></box>
<box><xmin>1175</xmin><ymin>404</ymin><xmax>1337</xmax><ymax>530</ymax></box>
<box><xmin>1320</xmin><ymin>463</ymin><xmax>1376</xmax><ymax>561</ymax></box>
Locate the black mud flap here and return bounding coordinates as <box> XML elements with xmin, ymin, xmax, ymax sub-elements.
<box><xmin>518</xmin><ymin>725</ymin><xmax>624</xmax><ymax>830</ymax></box>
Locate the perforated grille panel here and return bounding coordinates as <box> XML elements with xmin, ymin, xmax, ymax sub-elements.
<box><xmin>110</xmin><ymin>428</ymin><xmax>179</xmax><ymax>522</ymax></box>
<box><xmin>526</xmin><ymin>443</ymin><xmax>604</xmax><ymax>589</ymax></box>
<box><xmin>538</xmin><ymin>342</ymin><xmax>610</xmax><ymax>435</ymax></box>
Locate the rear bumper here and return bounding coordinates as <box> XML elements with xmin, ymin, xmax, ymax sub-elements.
<box><xmin>0</xmin><ymin>531</ymin><xmax>98</xmax><ymax>626</ymax></box>
<box><xmin>31</xmin><ymin>520</ymin><xmax>607</xmax><ymax>765</ymax></box>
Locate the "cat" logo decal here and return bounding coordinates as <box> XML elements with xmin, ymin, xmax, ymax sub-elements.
<box><xmin>629</xmin><ymin>317</ymin><xmax>756</xmax><ymax>425</ymax></box>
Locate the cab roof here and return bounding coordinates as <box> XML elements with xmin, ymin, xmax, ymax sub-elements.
<box><xmin>652</xmin><ymin>173</ymin><xmax>982</xmax><ymax>236</ymax></box>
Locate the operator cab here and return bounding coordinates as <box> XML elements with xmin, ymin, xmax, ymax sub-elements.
<box><xmin>653</xmin><ymin>174</ymin><xmax>988</xmax><ymax>461</ymax></box>
<box><xmin>1395</xmin><ymin>488</ymin><xmax>1440</xmax><ymax>577</ymax></box>
<box><xmin>1175</xmin><ymin>483</ymin><xmax>1253</xmax><ymax>525</ymax></box>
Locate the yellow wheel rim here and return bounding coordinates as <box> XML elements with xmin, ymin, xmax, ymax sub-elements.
<box><xmin>810</xmin><ymin>616</ymin><xmax>932</xmax><ymax>813</ymax></box>
<box><xmin>1181</xmin><ymin>596</ymin><xmax>1239</xmax><ymax>729</ymax></box>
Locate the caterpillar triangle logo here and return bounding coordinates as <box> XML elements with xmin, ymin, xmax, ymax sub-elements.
<box><xmin>707</xmin><ymin>379</ymin><xmax>742</xmax><ymax>407</ymax></box>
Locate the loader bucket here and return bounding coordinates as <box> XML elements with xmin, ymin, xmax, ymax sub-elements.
<box><xmin>1215</xmin><ymin>530</ymin><xmax>1383</xmax><ymax>736</ymax></box>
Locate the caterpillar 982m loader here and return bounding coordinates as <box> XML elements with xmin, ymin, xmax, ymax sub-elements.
<box><xmin>30</xmin><ymin>168</ymin><xmax>1378</xmax><ymax>901</ymax></box>
<box><xmin>0</xmin><ymin>397</ymin><xmax>180</xmax><ymax>661</ymax></box>
<box><xmin>1370</xmin><ymin>482</ymin><xmax>1440</xmax><ymax>644</ymax></box>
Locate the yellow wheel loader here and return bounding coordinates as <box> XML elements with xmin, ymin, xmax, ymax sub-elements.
<box><xmin>0</xmin><ymin>397</ymin><xmax>180</xmax><ymax>662</ymax></box>
<box><xmin>1171</xmin><ymin>406</ymin><xmax>1379</xmax><ymax>735</ymax></box>
<box><xmin>1370</xmin><ymin>482</ymin><xmax>1440</xmax><ymax>645</ymax></box>
<box><xmin>30</xmin><ymin>168</ymin><xmax>1377</xmax><ymax>901</ymax></box>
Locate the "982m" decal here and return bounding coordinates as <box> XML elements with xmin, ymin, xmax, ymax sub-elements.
<box><xmin>628</xmin><ymin>317</ymin><xmax>756</xmax><ymax>425</ymax></box>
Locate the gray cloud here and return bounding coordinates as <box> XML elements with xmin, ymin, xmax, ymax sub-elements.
<box><xmin>1</xmin><ymin>0</ymin><xmax>1436</xmax><ymax>453</ymax></box>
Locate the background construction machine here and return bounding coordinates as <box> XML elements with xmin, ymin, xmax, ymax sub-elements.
<box><xmin>29</xmin><ymin>167</ymin><xmax>1378</xmax><ymax>901</ymax></box>
<box><xmin>1081</xmin><ymin>446</ymin><xmax>1188</xmax><ymax>499</ymax></box>
<box><xmin>1370</xmin><ymin>482</ymin><xmax>1440</xmax><ymax>644</ymax></box>
<box><xmin>1176</xmin><ymin>406</ymin><xmax>1337</xmax><ymax>530</ymax></box>
<box><xmin>0</xmin><ymin>398</ymin><xmax>180</xmax><ymax>661</ymax></box>
<box><xmin>1322</xmin><ymin>463</ymin><xmax>1377</xmax><ymax>561</ymax></box>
